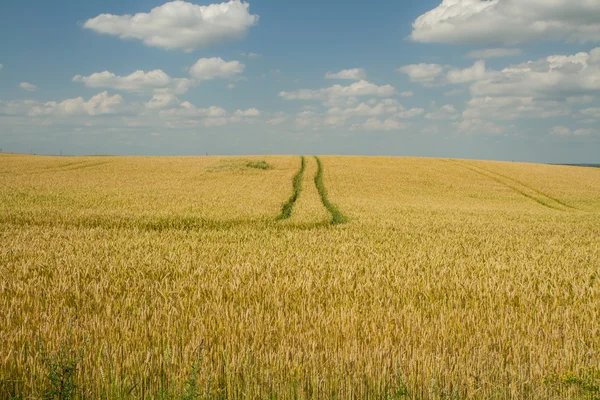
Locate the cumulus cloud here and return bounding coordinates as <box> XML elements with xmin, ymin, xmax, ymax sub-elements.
<box><xmin>411</xmin><ymin>0</ymin><xmax>600</xmax><ymax>45</ymax></box>
<box><xmin>551</xmin><ymin>126</ymin><xmax>596</xmax><ymax>136</ymax></box>
<box><xmin>350</xmin><ymin>118</ymin><xmax>409</xmax><ymax>132</ymax></box>
<box><xmin>74</xmin><ymin>60</ymin><xmax>244</xmax><ymax>96</ymax></box>
<box><xmin>20</xmin><ymin>82</ymin><xmax>37</xmax><ymax>92</ymax></box>
<box><xmin>188</xmin><ymin>57</ymin><xmax>245</xmax><ymax>81</ymax></box>
<box><xmin>72</xmin><ymin>70</ymin><xmax>193</xmax><ymax>94</ymax></box>
<box><xmin>447</xmin><ymin>60</ymin><xmax>490</xmax><ymax>84</ymax></box>
<box><xmin>233</xmin><ymin>108</ymin><xmax>260</xmax><ymax>117</ymax></box>
<box><xmin>279</xmin><ymin>80</ymin><xmax>396</xmax><ymax>104</ymax></box>
<box><xmin>580</xmin><ymin>107</ymin><xmax>600</xmax><ymax>118</ymax></box>
<box><xmin>400</xmin><ymin>91</ymin><xmax>414</xmax><ymax>97</ymax></box>
<box><xmin>455</xmin><ymin>118</ymin><xmax>506</xmax><ymax>135</ymax></box>
<box><xmin>157</xmin><ymin>102</ymin><xmax>260</xmax><ymax>126</ymax></box>
<box><xmin>159</xmin><ymin>102</ymin><xmax>227</xmax><ymax>118</ymax></box>
<box><xmin>83</xmin><ymin>0</ymin><xmax>258</xmax><ymax>51</ymax></box>
<box><xmin>397</xmin><ymin>63</ymin><xmax>444</xmax><ymax>85</ymax></box>
<box><xmin>266</xmin><ymin>116</ymin><xmax>287</xmax><ymax>125</ymax></box>
<box><xmin>463</xmin><ymin>96</ymin><xmax>570</xmax><ymax>120</ymax></box>
<box><xmin>327</xmin><ymin>99</ymin><xmax>424</xmax><ymax>120</ymax></box>
<box><xmin>327</xmin><ymin>99</ymin><xmax>401</xmax><ymax>117</ymax></box>
<box><xmin>425</xmin><ymin>104</ymin><xmax>459</xmax><ymax>120</ymax></box>
<box><xmin>470</xmin><ymin>48</ymin><xmax>600</xmax><ymax>98</ymax></box>
<box><xmin>467</xmin><ymin>48</ymin><xmax>523</xmax><ymax>59</ymax></box>
<box><xmin>145</xmin><ymin>94</ymin><xmax>180</xmax><ymax>110</ymax></box>
<box><xmin>325</xmin><ymin>68</ymin><xmax>367</xmax><ymax>81</ymax></box>
<box><xmin>0</xmin><ymin>92</ymin><xmax>124</xmax><ymax>117</ymax></box>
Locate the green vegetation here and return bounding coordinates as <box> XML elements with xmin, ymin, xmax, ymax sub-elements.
<box><xmin>544</xmin><ymin>369</ymin><xmax>600</xmax><ymax>399</ymax></box>
<box><xmin>314</xmin><ymin>156</ymin><xmax>349</xmax><ymax>225</ymax></box>
<box><xmin>245</xmin><ymin>160</ymin><xmax>272</xmax><ymax>170</ymax></box>
<box><xmin>278</xmin><ymin>156</ymin><xmax>305</xmax><ymax>220</ymax></box>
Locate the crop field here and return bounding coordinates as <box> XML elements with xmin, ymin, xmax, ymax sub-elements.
<box><xmin>1</xmin><ymin>153</ymin><xmax>600</xmax><ymax>399</ymax></box>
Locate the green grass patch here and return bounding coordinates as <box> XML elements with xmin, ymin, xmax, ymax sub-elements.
<box><xmin>245</xmin><ymin>160</ymin><xmax>272</xmax><ymax>170</ymax></box>
<box><xmin>544</xmin><ymin>369</ymin><xmax>600</xmax><ymax>399</ymax></box>
<box><xmin>278</xmin><ymin>156</ymin><xmax>305</xmax><ymax>220</ymax></box>
<box><xmin>207</xmin><ymin>159</ymin><xmax>272</xmax><ymax>173</ymax></box>
<box><xmin>314</xmin><ymin>156</ymin><xmax>349</xmax><ymax>225</ymax></box>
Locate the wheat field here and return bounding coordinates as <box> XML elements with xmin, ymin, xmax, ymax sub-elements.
<box><xmin>1</xmin><ymin>153</ymin><xmax>599</xmax><ymax>399</ymax></box>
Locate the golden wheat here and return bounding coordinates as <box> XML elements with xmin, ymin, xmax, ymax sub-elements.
<box><xmin>1</xmin><ymin>153</ymin><xmax>599</xmax><ymax>399</ymax></box>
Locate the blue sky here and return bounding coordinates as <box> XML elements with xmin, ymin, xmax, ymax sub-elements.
<box><xmin>1</xmin><ymin>0</ymin><xmax>599</xmax><ymax>162</ymax></box>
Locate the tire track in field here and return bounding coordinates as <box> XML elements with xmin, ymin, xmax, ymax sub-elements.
<box><xmin>42</xmin><ymin>160</ymin><xmax>112</xmax><ymax>173</ymax></box>
<box><xmin>277</xmin><ymin>156</ymin><xmax>305</xmax><ymax>220</ymax></box>
<box><xmin>46</xmin><ymin>160</ymin><xmax>90</xmax><ymax>170</ymax></box>
<box><xmin>61</xmin><ymin>161</ymin><xmax>112</xmax><ymax>171</ymax></box>
<box><xmin>314</xmin><ymin>156</ymin><xmax>349</xmax><ymax>225</ymax></box>
<box><xmin>470</xmin><ymin>163</ymin><xmax>580</xmax><ymax>211</ymax></box>
<box><xmin>451</xmin><ymin>160</ymin><xmax>578</xmax><ymax>211</ymax></box>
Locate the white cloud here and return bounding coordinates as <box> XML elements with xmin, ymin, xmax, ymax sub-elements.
<box><xmin>470</xmin><ymin>48</ymin><xmax>600</xmax><ymax>98</ymax></box>
<box><xmin>280</xmin><ymin>80</ymin><xmax>396</xmax><ymax>104</ymax></box>
<box><xmin>266</xmin><ymin>116</ymin><xmax>287</xmax><ymax>125</ymax></box>
<box><xmin>83</xmin><ymin>0</ymin><xmax>258</xmax><ymax>52</ymax></box>
<box><xmin>447</xmin><ymin>60</ymin><xmax>490</xmax><ymax>84</ymax></box>
<box><xmin>20</xmin><ymin>82</ymin><xmax>37</xmax><ymax>92</ymax></box>
<box><xmin>294</xmin><ymin>111</ymin><xmax>321</xmax><ymax>129</ymax></box>
<box><xmin>145</xmin><ymin>94</ymin><xmax>180</xmax><ymax>110</ymax></box>
<box><xmin>397</xmin><ymin>108</ymin><xmax>425</xmax><ymax>118</ymax></box>
<box><xmin>188</xmin><ymin>57</ymin><xmax>245</xmax><ymax>81</ymax></box>
<box><xmin>0</xmin><ymin>92</ymin><xmax>124</xmax><ymax>117</ymax></box>
<box><xmin>397</xmin><ymin>63</ymin><xmax>444</xmax><ymax>85</ymax></box>
<box><xmin>159</xmin><ymin>102</ymin><xmax>227</xmax><ymax>118</ymax></box>
<box><xmin>466</xmin><ymin>48</ymin><xmax>523</xmax><ymax>59</ymax></box>
<box><xmin>327</xmin><ymin>99</ymin><xmax>402</xmax><ymax>118</ymax></box>
<box><xmin>73</xmin><ymin>70</ymin><xmax>193</xmax><ymax>94</ymax></box>
<box><xmin>233</xmin><ymin>108</ymin><xmax>260</xmax><ymax>117</ymax></box>
<box><xmin>325</xmin><ymin>68</ymin><xmax>367</xmax><ymax>81</ymax></box>
<box><xmin>0</xmin><ymin>64</ymin><xmax>3</xmax><ymax>71</ymax></box>
<box><xmin>227</xmin><ymin>83</ymin><xmax>236</xmax><ymax>89</ymax></box>
<box><xmin>425</xmin><ymin>104</ymin><xmax>459</xmax><ymax>120</ymax></box>
<box><xmin>455</xmin><ymin>118</ymin><xmax>505</xmax><ymax>135</ymax></box>
<box><xmin>411</xmin><ymin>0</ymin><xmax>600</xmax><ymax>45</ymax></box>
<box><xmin>574</xmin><ymin>128</ymin><xmax>597</xmax><ymax>135</ymax></box>
<box><xmin>400</xmin><ymin>91</ymin><xmax>414</xmax><ymax>97</ymax></box>
<box><xmin>157</xmin><ymin>102</ymin><xmax>260</xmax><ymax>126</ymax></box>
<box><xmin>552</xmin><ymin>126</ymin><xmax>597</xmax><ymax>136</ymax></box>
<box><xmin>350</xmin><ymin>118</ymin><xmax>409</xmax><ymax>132</ymax></box>
<box><xmin>580</xmin><ymin>107</ymin><xmax>600</xmax><ymax>118</ymax></box>
<box><xmin>463</xmin><ymin>96</ymin><xmax>570</xmax><ymax>120</ymax></box>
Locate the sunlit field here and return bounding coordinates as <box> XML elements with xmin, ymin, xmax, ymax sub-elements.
<box><xmin>1</xmin><ymin>153</ymin><xmax>599</xmax><ymax>399</ymax></box>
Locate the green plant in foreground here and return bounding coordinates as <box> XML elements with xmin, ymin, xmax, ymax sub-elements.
<box><xmin>37</xmin><ymin>337</ymin><xmax>84</xmax><ymax>400</ymax></box>
<box><xmin>544</xmin><ymin>369</ymin><xmax>600</xmax><ymax>399</ymax></box>
<box><xmin>314</xmin><ymin>156</ymin><xmax>349</xmax><ymax>225</ymax></box>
